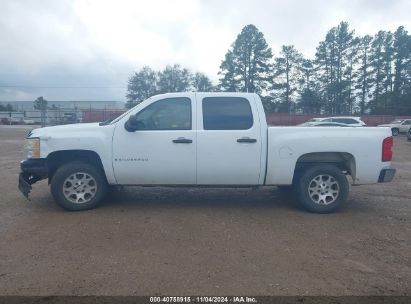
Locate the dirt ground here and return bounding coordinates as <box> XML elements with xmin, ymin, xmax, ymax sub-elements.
<box><xmin>0</xmin><ymin>125</ymin><xmax>410</xmax><ymax>296</ymax></box>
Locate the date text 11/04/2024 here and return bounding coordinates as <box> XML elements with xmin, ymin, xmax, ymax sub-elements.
<box><xmin>149</xmin><ymin>296</ymin><xmax>257</xmax><ymax>303</ymax></box>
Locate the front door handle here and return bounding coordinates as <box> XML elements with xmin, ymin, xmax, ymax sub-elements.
<box><xmin>237</xmin><ymin>137</ymin><xmax>257</xmax><ymax>143</ymax></box>
<box><xmin>172</xmin><ymin>137</ymin><xmax>193</xmax><ymax>144</ymax></box>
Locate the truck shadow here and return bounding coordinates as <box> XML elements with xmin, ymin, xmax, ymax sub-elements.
<box><xmin>102</xmin><ymin>186</ymin><xmax>302</xmax><ymax>211</ymax></box>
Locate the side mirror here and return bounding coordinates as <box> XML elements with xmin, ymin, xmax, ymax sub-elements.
<box><xmin>124</xmin><ymin>115</ymin><xmax>143</xmax><ymax>132</ymax></box>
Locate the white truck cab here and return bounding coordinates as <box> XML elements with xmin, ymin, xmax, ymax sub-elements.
<box><xmin>19</xmin><ymin>92</ymin><xmax>396</xmax><ymax>213</ymax></box>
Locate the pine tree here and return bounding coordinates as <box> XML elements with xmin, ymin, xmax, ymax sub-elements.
<box><xmin>369</xmin><ymin>31</ymin><xmax>387</xmax><ymax>113</ymax></box>
<box><xmin>354</xmin><ymin>35</ymin><xmax>373</xmax><ymax>114</ymax></box>
<box><xmin>218</xmin><ymin>24</ymin><xmax>273</xmax><ymax>93</ymax></box>
<box><xmin>344</xmin><ymin>37</ymin><xmax>360</xmax><ymax>114</ymax></box>
<box><xmin>298</xmin><ymin>59</ymin><xmax>323</xmax><ymax>113</ymax></box>
<box><xmin>314</xmin><ymin>22</ymin><xmax>355</xmax><ymax>114</ymax></box>
<box><xmin>218</xmin><ymin>50</ymin><xmax>238</xmax><ymax>91</ymax></box>
<box><xmin>382</xmin><ymin>32</ymin><xmax>394</xmax><ymax>112</ymax></box>
<box><xmin>393</xmin><ymin>26</ymin><xmax>410</xmax><ymax>114</ymax></box>
<box><xmin>272</xmin><ymin>45</ymin><xmax>303</xmax><ymax>112</ymax></box>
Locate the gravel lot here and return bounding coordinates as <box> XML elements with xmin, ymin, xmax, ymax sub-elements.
<box><xmin>0</xmin><ymin>125</ymin><xmax>410</xmax><ymax>296</ymax></box>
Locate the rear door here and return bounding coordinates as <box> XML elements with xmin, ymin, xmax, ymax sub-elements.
<box><xmin>196</xmin><ymin>93</ymin><xmax>262</xmax><ymax>185</ymax></box>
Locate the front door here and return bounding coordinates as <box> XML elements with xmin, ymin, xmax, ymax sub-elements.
<box><xmin>112</xmin><ymin>96</ymin><xmax>196</xmax><ymax>185</ymax></box>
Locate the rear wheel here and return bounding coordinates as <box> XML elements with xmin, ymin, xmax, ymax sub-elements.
<box><xmin>51</xmin><ymin>161</ymin><xmax>107</xmax><ymax>211</ymax></box>
<box><xmin>295</xmin><ymin>165</ymin><xmax>349</xmax><ymax>213</ymax></box>
<box><xmin>392</xmin><ymin>128</ymin><xmax>399</xmax><ymax>136</ymax></box>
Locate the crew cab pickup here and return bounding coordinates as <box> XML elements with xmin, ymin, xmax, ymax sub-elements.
<box><xmin>18</xmin><ymin>92</ymin><xmax>396</xmax><ymax>213</ymax></box>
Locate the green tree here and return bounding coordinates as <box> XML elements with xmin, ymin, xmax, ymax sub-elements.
<box><xmin>126</xmin><ymin>65</ymin><xmax>215</xmax><ymax>109</ymax></box>
<box><xmin>369</xmin><ymin>31</ymin><xmax>387</xmax><ymax>113</ymax></box>
<box><xmin>354</xmin><ymin>35</ymin><xmax>373</xmax><ymax>114</ymax></box>
<box><xmin>393</xmin><ymin>26</ymin><xmax>410</xmax><ymax>114</ymax></box>
<box><xmin>157</xmin><ymin>64</ymin><xmax>192</xmax><ymax>94</ymax></box>
<box><xmin>218</xmin><ymin>50</ymin><xmax>237</xmax><ymax>91</ymax></box>
<box><xmin>299</xmin><ymin>59</ymin><xmax>315</xmax><ymax>90</ymax></box>
<box><xmin>344</xmin><ymin>37</ymin><xmax>360</xmax><ymax>114</ymax></box>
<box><xmin>218</xmin><ymin>24</ymin><xmax>273</xmax><ymax>93</ymax></box>
<box><xmin>191</xmin><ymin>72</ymin><xmax>214</xmax><ymax>91</ymax></box>
<box><xmin>382</xmin><ymin>32</ymin><xmax>395</xmax><ymax>112</ymax></box>
<box><xmin>297</xmin><ymin>59</ymin><xmax>323</xmax><ymax>113</ymax></box>
<box><xmin>314</xmin><ymin>22</ymin><xmax>355</xmax><ymax>114</ymax></box>
<box><xmin>34</xmin><ymin>96</ymin><xmax>47</xmax><ymax>127</ymax></box>
<box><xmin>126</xmin><ymin>66</ymin><xmax>158</xmax><ymax>108</ymax></box>
<box><xmin>34</xmin><ymin>96</ymin><xmax>47</xmax><ymax>111</ymax></box>
<box><xmin>272</xmin><ymin>45</ymin><xmax>303</xmax><ymax>112</ymax></box>
<box><xmin>298</xmin><ymin>88</ymin><xmax>322</xmax><ymax>114</ymax></box>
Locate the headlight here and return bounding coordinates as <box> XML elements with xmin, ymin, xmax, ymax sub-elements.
<box><xmin>24</xmin><ymin>138</ymin><xmax>40</xmax><ymax>159</ymax></box>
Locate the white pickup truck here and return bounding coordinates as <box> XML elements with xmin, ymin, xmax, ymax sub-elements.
<box><xmin>19</xmin><ymin>92</ymin><xmax>396</xmax><ymax>213</ymax></box>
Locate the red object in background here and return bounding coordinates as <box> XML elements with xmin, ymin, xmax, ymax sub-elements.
<box><xmin>265</xmin><ymin>113</ymin><xmax>411</xmax><ymax>126</ymax></box>
<box><xmin>82</xmin><ymin>110</ymin><xmax>125</xmax><ymax>123</ymax></box>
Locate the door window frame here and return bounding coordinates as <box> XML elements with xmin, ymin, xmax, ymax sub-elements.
<box><xmin>131</xmin><ymin>97</ymin><xmax>194</xmax><ymax>131</ymax></box>
<box><xmin>200</xmin><ymin>96</ymin><xmax>255</xmax><ymax>131</ymax></box>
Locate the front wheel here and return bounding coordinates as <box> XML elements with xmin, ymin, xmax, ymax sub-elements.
<box><xmin>51</xmin><ymin>161</ymin><xmax>107</xmax><ymax>211</ymax></box>
<box><xmin>295</xmin><ymin>165</ymin><xmax>349</xmax><ymax>213</ymax></box>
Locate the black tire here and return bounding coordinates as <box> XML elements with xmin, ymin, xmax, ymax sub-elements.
<box><xmin>392</xmin><ymin>128</ymin><xmax>399</xmax><ymax>136</ymax></box>
<box><xmin>51</xmin><ymin>161</ymin><xmax>107</xmax><ymax>211</ymax></box>
<box><xmin>295</xmin><ymin>165</ymin><xmax>349</xmax><ymax>213</ymax></box>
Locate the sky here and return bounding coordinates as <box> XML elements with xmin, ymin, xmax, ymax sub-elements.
<box><xmin>0</xmin><ymin>0</ymin><xmax>410</xmax><ymax>103</ymax></box>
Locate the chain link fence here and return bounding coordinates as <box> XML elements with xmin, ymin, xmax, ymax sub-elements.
<box><xmin>1</xmin><ymin>109</ymin><xmax>410</xmax><ymax>127</ymax></box>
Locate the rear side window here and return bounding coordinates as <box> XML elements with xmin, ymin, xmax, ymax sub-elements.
<box><xmin>332</xmin><ymin>118</ymin><xmax>357</xmax><ymax>124</ymax></box>
<box><xmin>202</xmin><ymin>97</ymin><xmax>253</xmax><ymax>130</ymax></box>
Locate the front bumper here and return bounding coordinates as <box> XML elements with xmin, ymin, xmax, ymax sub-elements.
<box><xmin>378</xmin><ymin>168</ymin><xmax>396</xmax><ymax>183</ymax></box>
<box><xmin>18</xmin><ymin>159</ymin><xmax>48</xmax><ymax>199</ymax></box>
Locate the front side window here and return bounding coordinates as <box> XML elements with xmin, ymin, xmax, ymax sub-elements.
<box><xmin>202</xmin><ymin>97</ymin><xmax>253</xmax><ymax>130</ymax></box>
<box><xmin>135</xmin><ymin>97</ymin><xmax>191</xmax><ymax>130</ymax></box>
<box><xmin>402</xmin><ymin>120</ymin><xmax>411</xmax><ymax>125</ymax></box>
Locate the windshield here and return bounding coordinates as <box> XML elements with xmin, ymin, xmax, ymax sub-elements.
<box><xmin>110</xmin><ymin>108</ymin><xmax>133</xmax><ymax>124</ymax></box>
<box><xmin>110</xmin><ymin>98</ymin><xmax>152</xmax><ymax>124</ymax></box>
<box><xmin>389</xmin><ymin>120</ymin><xmax>403</xmax><ymax>124</ymax></box>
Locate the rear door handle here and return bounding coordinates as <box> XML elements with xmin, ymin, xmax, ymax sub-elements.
<box><xmin>172</xmin><ymin>137</ymin><xmax>193</xmax><ymax>144</ymax></box>
<box><xmin>237</xmin><ymin>137</ymin><xmax>257</xmax><ymax>143</ymax></box>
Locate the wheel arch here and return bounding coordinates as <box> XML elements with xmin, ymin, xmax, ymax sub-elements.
<box><xmin>293</xmin><ymin>152</ymin><xmax>356</xmax><ymax>183</ymax></box>
<box><xmin>46</xmin><ymin>150</ymin><xmax>107</xmax><ymax>184</ymax></box>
